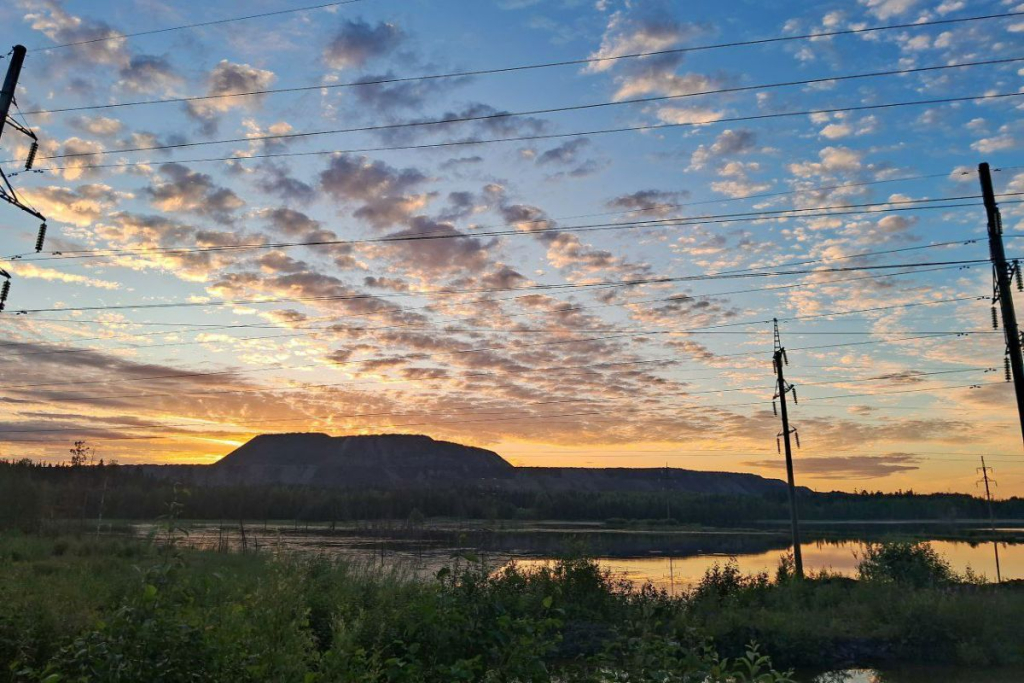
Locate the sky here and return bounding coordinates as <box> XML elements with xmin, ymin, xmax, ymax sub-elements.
<box><xmin>0</xmin><ymin>0</ymin><xmax>1022</xmax><ymax>495</ymax></box>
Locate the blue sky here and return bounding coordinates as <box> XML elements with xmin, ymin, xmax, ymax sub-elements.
<box><xmin>0</xmin><ymin>0</ymin><xmax>1022</xmax><ymax>494</ymax></box>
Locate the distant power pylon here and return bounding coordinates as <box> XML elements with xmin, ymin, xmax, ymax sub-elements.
<box><xmin>980</xmin><ymin>162</ymin><xmax>1024</xmax><ymax>448</ymax></box>
<box><xmin>772</xmin><ymin>319</ymin><xmax>803</xmax><ymax>579</ymax></box>
<box><xmin>977</xmin><ymin>456</ymin><xmax>1002</xmax><ymax>583</ymax></box>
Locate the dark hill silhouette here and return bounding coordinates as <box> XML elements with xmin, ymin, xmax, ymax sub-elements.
<box><xmin>212</xmin><ymin>433</ymin><xmax>512</xmax><ymax>487</ymax></box>
<box><xmin>141</xmin><ymin>432</ymin><xmax>803</xmax><ymax>496</ymax></box>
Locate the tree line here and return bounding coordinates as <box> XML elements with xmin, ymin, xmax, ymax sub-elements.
<box><xmin>2</xmin><ymin>458</ymin><xmax>1023</xmax><ymax>530</ymax></box>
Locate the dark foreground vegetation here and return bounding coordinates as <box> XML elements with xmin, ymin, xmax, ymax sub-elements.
<box><xmin>1</xmin><ymin>532</ymin><xmax>1022</xmax><ymax>682</ymax></box>
<box><xmin>3</xmin><ymin>459</ymin><xmax>1024</xmax><ymax>528</ymax></box>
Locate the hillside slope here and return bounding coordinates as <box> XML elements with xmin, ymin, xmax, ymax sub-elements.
<box><xmin>142</xmin><ymin>433</ymin><xmax>802</xmax><ymax>495</ymax></box>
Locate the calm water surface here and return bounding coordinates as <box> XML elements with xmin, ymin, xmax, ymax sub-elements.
<box><xmin>140</xmin><ymin>523</ymin><xmax>1021</xmax><ymax>591</ymax></box>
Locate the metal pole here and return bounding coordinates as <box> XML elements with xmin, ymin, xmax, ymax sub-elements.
<box><xmin>979</xmin><ymin>456</ymin><xmax>1002</xmax><ymax>583</ymax></box>
<box><xmin>0</xmin><ymin>46</ymin><xmax>27</xmax><ymax>143</ymax></box>
<box><xmin>980</xmin><ymin>162</ymin><xmax>1024</xmax><ymax>447</ymax></box>
<box><xmin>774</xmin><ymin>344</ymin><xmax>804</xmax><ymax>579</ymax></box>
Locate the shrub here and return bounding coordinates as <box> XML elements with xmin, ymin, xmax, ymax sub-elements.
<box><xmin>856</xmin><ymin>542</ymin><xmax>955</xmax><ymax>588</ymax></box>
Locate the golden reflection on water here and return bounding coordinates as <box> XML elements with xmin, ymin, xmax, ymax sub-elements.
<box><xmin>515</xmin><ymin>540</ymin><xmax>1022</xmax><ymax>594</ymax></box>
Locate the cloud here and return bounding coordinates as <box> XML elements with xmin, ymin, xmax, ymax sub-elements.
<box><xmin>17</xmin><ymin>184</ymin><xmax>129</xmax><ymax>227</ymax></box>
<box><xmin>788</xmin><ymin>146</ymin><xmax>864</xmax><ymax>178</ymax></box>
<box><xmin>185</xmin><ymin>60</ymin><xmax>276</xmax><ymax>128</ymax></box>
<box><xmin>746</xmin><ymin>453</ymin><xmax>921</xmax><ymax>479</ymax></box>
<box><xmin>688</xmin><ymin>128</ymin><xmax>757</xmax><ymax>170</ymax></box>
<box><xmin>68</xmin><ymin>115</ymin><xmax>123</xmax><ymax>137</ymax></box>
<box><xmin>586</xmin><ymin>9</ymin><xmax>699</xmax><ymax>73</ymax></box>
<box><xmin>258</xmin><ymin>207</ymin><xmax>357</xmax><ymax>268</ymax></box>
<box><xmin>145</xmin><ymin>163</ymin><xmax>245</xmax><ymax>222</ymax></box>
<box><xmin>585</xmin><ymin>7</ymin><xmax>712</xmax><ymax>103</ymax></box>
<box><xmin>323</xmin><ymin>18</ymin><xmax>404</xmax><ymax>69</ymax></box>
<box><xmin>655</xmin><ymin>105</ymin><xmax>726</xmax><ymax>126</ymax></box>
<box><xmin>41</xmin><ymin>136</ymin><xmax>105</xmax><ymax>181</ymax></box>
<box><xmin>351</xmin><ymin>71</ymin><xmax>462</xmax><ymax>112</ymax></box>
<box><xmin>378</xmin><ymin>216</ymin><xmax>495</xmax><ymax>278</ymax></box>
<box><xmin>859</xmin><ymin>0</ymin><xmax>921</xmax><ymax>20</ymax></box>
<box><xmin>22</xmin><ymin>0</ymin><xmax>129</xmax><ymax>67</ymax></box>
<box><xmin>4</xmin><ymin>261</ymin><xmax>120</xmax><ymax>290</ymax></box>
<box><xmin>537</xmin><ymin>138</ymin><xmax>590</xmax><ymax>166</ymax></box>
<box><xmin>319</xmin><ymin>154</ymin><xmax>429</xmax><ymax>228</ymax></box>
<box><xmin>117</xmin><ymin>54</ymin><xmax>182</xmax><ymax>94</ymax></box>
<box><xmin>606</xmin><ymin>189</ymin><xmax>689</xmax><ymax>217</ymax></box>
<box><xmin>251</xmin><ymin>161</ymin><xmax>316</xmax><ymax>203</ymax></box>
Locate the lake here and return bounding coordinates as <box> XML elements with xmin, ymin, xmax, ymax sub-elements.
<box><xmin>135</xmin><ymin>521</ymin><xmax>1022</xmax><ymax>591</ymax></box>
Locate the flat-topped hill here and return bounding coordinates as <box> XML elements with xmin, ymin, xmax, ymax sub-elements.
<box><xmin>141</xmin><ymin>433</ymin><xmax>802</xmax><ymax>495</ymax></box>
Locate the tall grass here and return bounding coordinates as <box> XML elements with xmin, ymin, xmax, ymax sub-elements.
<box><xmin>2</xmin><ymin>534</ymin><xmax>1021</xmax><ymax>681</ymax></box>
<box><xmin>0</xmin><ymin>533</ymin><xmax>791</xmax><ymax>683</ymax></box>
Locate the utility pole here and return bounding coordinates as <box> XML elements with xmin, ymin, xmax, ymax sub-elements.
<box><xmin>981</xmin><ymin>162</ymin><xmax>1024</xmax><ymax>447</ymax></box>
<box><xmin>0</xmin><ymin>45</ymin><xmax>27</xmax><ymax>141</ymax></box>
<box><xmin>772</xmin><ymin>319</ymin><xmax>803</xmax><ymax>579</ymax></box>
<box><xmin>977</xmin><ymin>456</ymin><xmax>1002</xmax><ymax>583</ymax></box>
<box><xmin>0</xmin><ymin>43</ymin><xmax>48</xmax><ymax>313</ymax></box>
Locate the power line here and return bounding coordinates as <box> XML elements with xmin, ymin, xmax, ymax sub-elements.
<box><xmin>0</xmin><ymin>375</ymin><xmax>1002</xmax><ymax>437</ymax></box>
<box><xmin>22</xmin><ymin>57</ymin><xmax>1024</xmax><ymax>162</ymax></box>
<box><xmin>0</xmin><ymin>295</ymin><xmax>989</xmax><ymax>359</ymax></box>
<box><xmin>19</xmin><ymin>11</ymin><xmax>1023</xmax><ymax>114</ymax></box>
<box><xmin>0</xmin><ymin>325</ymin><xmax>992</xmax><ymax>393</ymax></box>
<box><xmin>6</xmin><ymin>195</ymin><xmax>1005</xmax><ymax>263</ymax></box>
<box><xmin>29</xmin><ymin>1</ymin><xmax>365</xmax><ymax>52</ymax></box>
<box><xmin>2</xmin><ymin>256</ymin><xmax>1005</xmax><ymax>315</ymax></box>
<box><xmin>27</xmin><ymin>91</ymin><xmax>1024</xmax><ymax>173</ymax></box>
<box><xmin>7</xmin><ymin>363</ymin><xmax>992</xmax><ymax>407</ymax></box>
<box><xmin>1</xmin><ymin>264</ymin><xmax>982</xmax><ymax>361</ymax></box>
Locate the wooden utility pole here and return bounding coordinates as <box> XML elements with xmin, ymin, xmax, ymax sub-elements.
<box><xmin>0</xmin><ymin>45</ymin><xmax>26</xmax><ymax>141</ymax></box>
<box><xmin>773</xmin><ymin>319</ymin><xmax>803</xmax><ymax>579</ymax></box>
<box><xmin>977</xmin><ymin>456</ymin><xmax>1002</xmax><ymax>583</ymax></box>
<box><xmin>981</xmin><ymin>162</ymin><xmax>1024</xmax><ymax>447</ymax></box>
<box><xmin>0</xmin><ymin>43</ymin><xmax>47</xmax><ymax>307</ymax></box>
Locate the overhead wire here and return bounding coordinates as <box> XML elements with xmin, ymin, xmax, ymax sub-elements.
<box><xmin>0</xmin><ymin>293</ymin><xmax>988</xmax><ymax>359</ymax></box>
<box><xmin>29</xmin><ymin>1</ymin><xmax>366</xmax><ymax>52</ymax></box>
<box><xmin>19</xmin><ymin>57</ymin><xmax>1024</xmax><ymax>163</ymax></box>
<box><xmin>0</xmin><ymin>374</ymin><xmax>1004</xmax><ymax>437</ymax></box>
<box><xmin>4</xmin><ymin>194</ymin><xmax>1009</xmax><ymax>264</ymax></box>
<box><xmin>2</xmin><ymin>255</ymin><xmax>1008</xmax><ymax>315</ymax></box>
<box><xmin>23</xmin><ymin>92</ymin><xmax>1024</xmax><ymax>173</ymax></box>
<box><xmin>19</xmin><ymin>11</ymin><xmax>1023</xmax><ymax>114</ymax></box>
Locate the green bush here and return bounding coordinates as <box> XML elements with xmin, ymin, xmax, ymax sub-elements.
<box><xmin>856</xmin><ymin>542</ymin><xmax>955</xmax><ymax>587</ymax></box>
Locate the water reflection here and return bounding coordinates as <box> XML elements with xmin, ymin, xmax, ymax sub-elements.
<box><xmin>813</xmin><ymin>666</ymin><xmax>1022</xmax><ymax>682</ymax></box>
<box><xmin>518</xmin><ymin>539</ymin><xmax>1020</xmax><ymax>594</ymax></box>
<box><xmin>141</xmin><ymin>524</ymin><xmax>1023</xmax><ymax>593</ymax></box>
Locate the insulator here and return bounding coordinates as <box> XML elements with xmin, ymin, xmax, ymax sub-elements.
<box><xmin>1017</xmin><ymin>262</ymin><xmax>1023</xmax><ymax>292</ymax></box>
<box><xmin>0</xmin><ymin>280</ymin><xmax>9</xmax><ymax>312</ymax></box>
<box><xmin>34</xmin><ymin>223</ymin><xmax>47</xmax><ymax>253</ymax></box>
<box><xmin>782</xmin><ymin>349</ymin><xmax>789</xmax><ymax>366</ymax></box>
<box><xmin>776</xmin><ymin>437</ymin><xmax>781</xmax><ymax>454</ymax></box>
<box><xmin>772</xmin><ymin>358</ymin><xmax>777</xmax><ymax>373</ymax></box>
<box><xmin>1006</xmin><ymin>356</ymin><xmax>1012</xmax><ymax>383</ymax></box>
<box><xmin>772</xmin><ymin>401</ymin><xmax>777</xmax><ymax>417</ymax></box>
<box><xmin>992</xmin><ymin>307</ymin><xmax>999</xmax><ymax>330</ymax></box>
<box><xmin>24</xmin><ymin>141</ymin><xmax>38</xmax><ymax>171</ymax></box>
<box><xmin>792</xmin><ymin>386</ymin><xmax>798</xmax><ymax>404</ymax></box>
<box><xmin>795</xmin><ymin>431</ymin><xmax>801</xmax><ymax>448</ymax></box>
